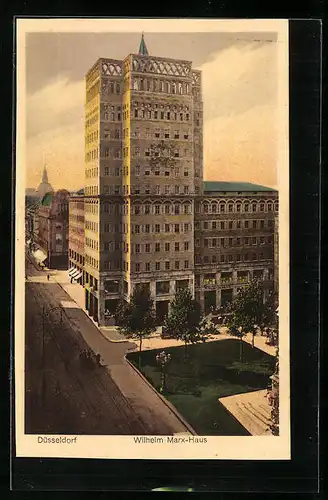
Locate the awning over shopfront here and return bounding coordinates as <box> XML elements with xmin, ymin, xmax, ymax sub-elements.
<box><xmin>74</xmin><ymin>271</ymin><xmax>83</xmax><ymax>281</ymax></box>
<box><xmin>70</xmin><ymin>269</ymin><xmax>80</xmax><ymax>278</ymax></box>
<box><xmin>33</xmin><ymin>249</ymin><xmax>47</xmax><ymax>264</ymax></box>
<box><xmin>68</xmin><ymin>267</ymin><xmax>76</xmax><ymax>276</ymax></box>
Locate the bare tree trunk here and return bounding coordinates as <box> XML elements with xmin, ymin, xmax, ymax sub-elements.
<box><xmin>138</xmin><ymin>335</ymin><xmax>143</xmax><ymax>368</ymax></box>
<box><xmin>239</xmin><ymin>338</ymin><xmax>243</xmax><ymax>362</ymax></box>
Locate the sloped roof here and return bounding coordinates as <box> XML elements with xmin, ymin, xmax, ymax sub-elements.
<box><xmin>139</xmin><ymin>33</ymin><xmax>149</xmax><ymax>56</ymax></box>
<box><xmin>41</xmin><ymin>192</ymin><xmax>54</xmax><ymax>206</ymax></box>
<box><xmin>204</xmin><ymin>181</ymin><xmax>277</xmax><ymax>193</ymax></box>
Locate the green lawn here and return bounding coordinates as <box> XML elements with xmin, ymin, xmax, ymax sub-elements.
<box><xmin>127</xmin><ymin>339</ymin><xmax>275</xmax><ymax>436</ymax></box>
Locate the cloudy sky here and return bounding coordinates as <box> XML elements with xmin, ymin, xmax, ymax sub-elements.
<box><xmin>25</xmin><ymin>30</ymin><xmax>279</xmax><ymax>191</ymax></box>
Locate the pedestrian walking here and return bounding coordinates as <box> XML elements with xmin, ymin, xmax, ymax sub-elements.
<box><xmin>47</xmin><ymin>274</ymin><xmax>50</xmax><ymax>281</ymax></box>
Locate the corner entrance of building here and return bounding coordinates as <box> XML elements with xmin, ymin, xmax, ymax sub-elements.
<box><xmin>221</xmin><ymin>288</ymin><xmax>233</xmax><ymax>307</ymax></box>
<box><xmin>204</xmin><ymin>291</ymin><xmax>216</xmax><ymax>315</ymax></box>
<box><xmin>156</xmin><ymin>300</ymin><xmax>169</xmax><ymax>326</ymax></box>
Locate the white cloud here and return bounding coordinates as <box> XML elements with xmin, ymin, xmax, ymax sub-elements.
<box><xmin>26</xmin><ymin>78</ymin><xmax>85</xmax><ymax>139</ymax></box>
<box><xmin>204</xmin><ymin>104</ymin><xmax>277</xmax><ymax>187</ymax></box>
<box><xmin>198</xmin><ymin>41</ymin><xmax>277</xmax><ymax>121</ymax></box>
<box><xmin>26</xmin><ymin>77</ymin><xmax>85</xmax><ymax>189</ymax></box>
<box><xmin>26</xmin><ymin>42</ymin><xmax>278</xmax><ymax>190</ymax></box>
<box><xmin>198</xmin><ymin>42</ymin><xmax>277</xmax><ymax>187</ymax></box>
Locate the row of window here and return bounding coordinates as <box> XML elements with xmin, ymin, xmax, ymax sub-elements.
<box><xmin>86</xmin><ymin>82</ymin><xmax>100</xmax><ymax>104</ymax></box>
<box><xmin>69</xmin><ymin>201</ymin><xmax>84</xmax><ymax>211</ymax></box>
<box><xmin>84</xmin><ymin>184</ymin><xmax>202</xmax><ymax>196</ymax></box>
<box><xmin>125</xmin><ymin>127</ymin><xmax>191</xmax><ymax>141</ymax></box>
<box><xmin>85</xmin><ymin>186</ymin><xmax>99</xmax><ymax>195</ymax></box>
<box><xmin>132</xmin><ymin>222</ymin><xmax>192</xmax><ymax>234</ymax></box>
<box><xmin>101</xmin><ymin>184</ymin><xmax>195</xmax><ymax>196</ymax></box>
<box><xmin>101</xmin><ymin>165</ymin><xmax>193</xmax><ymax>179</ymax></box>
<box><xmin>84</xmin><ymin>201</ymin><xmax>99</xmax><ymax>214</ymax></box>
<box><xmin>101</xmin><ymin>81</ymin><xmax>121</xmax><ymax>95</ymax></box>
<box><xmin>85</xmin><ymin>237</ymin><xmax>99</xmax><ymax>251</ymax></box>
<box><xmin>85</xmin><ymin>220</ymin><xmax>99</xmax><ymax>232</ymax></box>
<box><xmin>68</xmin><ymin>249</ymin><xmax>84</xmax><ymax>264</ymax></box>
<box><xmin>132</xmin><ymin>101</ymin><xmax>191</xmax><ymax>113</ymax></box>
<box><xmin>86</xmin><ymin>167</ymin><xmax>99</xmax><ymax>179</ymax></box>
<box><xmin>196</xmin><ymin>219</ymin><xmax>274</xmax><ymax>231</ymax></box>
<box><xmin>103</xmin><ymin>111</ymin><xmax>122</xmax><ymax>122</ymax></box>
<box><xmin>101</xmin><ymin>147</ymin><xmax>122</xmax><ymax>159</ymax></box>
<box><xmin>134</xmin><ymin>165</ymin><xmax>198</xmax><ymax>178</ymax></box>
<box><xmin>132</xmin><ymin>78</ymin><xmax>191</xmax><ymax>95</ymax></box>
<box><xmin>197</xmin><ymin>270</ymin><xmax>268</xmax><ymax>286</ymax></box>
<box><xmin>103</xmin><ymin>128</ymin><xmax>121</xmax><ymax>140</ymax></box>
<box><xmin>133</xmin><ymin>108</ymin><xmax>191</xmax><ymax>122</ymax></box>
<box><xmin>134</xmin><ymin>201</ymin><xmax>192</xmax><ymax>215</ymax></box>
<box><xmin>128</xmin><ymin>260</ymin><xmax>191</xmax><ymax>273</ymax></box>
<box><xmin>85</xmin><ymin>111</ymin><xmax>98</xmax><ymax>129</ymax></box>
<box><xmin>195</xmin><ymin>252</ymin><xmax>269</xmax><ymax>265</ymax></box>
<box><xmin>85</xmin><ymin>148</ymin><xmax>99</xmax><ymax>163</ymax></box>
<box><xmin>132</xmin><ymin>184</ymin><xmax>191</xmax><ymax>196</ymax></box>
<box><xmin>132</xmin><ymin>241</ymin><xmax>190</xmax><ymax>254</ymax></box>
<box><xmin>85</xmin><ymin>253</ymin><xmax>99</xmax><ymax>270</ymax></box>
<box><xmin>132</xmin><ymin>146</ymin><xmax>191</xmax><ymax>158</ymax></box>
<box><xmin>197</xmin><ymin>200</ymin><xmax>278</xmax><ymax>214</ymax></box>
<box><xmin>86</xmin><ymin>130</ymin><xmax>99</xmax><ymax>145</ymax></box>
<box><xmin>201</xmin><ymin>235</ymin><xmax>273</xmax><ymax>248</ymax></box>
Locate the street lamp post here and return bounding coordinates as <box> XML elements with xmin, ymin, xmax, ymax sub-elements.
<box><xmin>156</xmin><ymin>351</ymin><xmax>171</xmax><ymax>394</ymax></box>
<box><xmin>41</xmin><ymin>305</ymin><xmax>64</xmax><ymax>407</ymax></box>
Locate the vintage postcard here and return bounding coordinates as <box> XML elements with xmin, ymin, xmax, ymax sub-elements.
<box><xmin>15</xmin><ymin>18</ymin><xmax>290</xmax><ymax>460</ymax></box>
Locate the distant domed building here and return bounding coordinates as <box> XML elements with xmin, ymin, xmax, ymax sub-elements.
<box><xmin>36</xmin><ymin>165</ymin><xmax>54</xmax><ymax>199</ymax></box>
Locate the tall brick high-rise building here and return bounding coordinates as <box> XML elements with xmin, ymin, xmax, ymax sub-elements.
<box><xmin>74</xmin><ymin>35</ymin><xmax>278</xmax><ymax>326</ymax></box>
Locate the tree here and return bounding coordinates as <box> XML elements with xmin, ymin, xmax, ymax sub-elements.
<box><xmin>269</xmin><ymin>347</ymin><xmax>279</xmax><ymax>435</ymax></box>
<box><xmin>114</xmin><ymin>285</ymin><xmax>156</xmax><ymax>365</ymax></box>
<box><xmin>225</xmin><ymin>280</ymin><xmax>277</xmax><ymax>356</ymax></box>
<box><xmin>164</xmin><ymin>288</ymin><xmax>209</xmax><ymax>356</ymax></box>
<box><xmin>261</xmin><ymin>290</ymin><xmax>279</xmax><ymax>347</ymax></box>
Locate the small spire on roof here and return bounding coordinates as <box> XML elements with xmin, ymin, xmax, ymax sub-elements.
<box><xmin>42</xmin><ymin>164</ymin><xmax>48</xmax><ymax>184</ymax></box>
<box><xmin>138</xmin><ymin>32</ymin><xmax>149</xmax><ymax>56</ymax></box>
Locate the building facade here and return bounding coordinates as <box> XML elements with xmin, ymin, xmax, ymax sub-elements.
<box><xmin>273</xmin><ymin>214</ymin><xmax>279</xmax><ymax>294</ymax></box>
<box><xmin>68</xmin><ymin>190</ymin><xmax>85</xmax><ymax>284</ymax></box>
<box><xmin>194</xmin><ymin>182</ymin><xmax>278</xmax><ymax>313</ymax></box>
<box><xmin>77</xmin><ymin>36</ymin><xmax>278</xmax><ymax>325</ymax></box>
<box><xmin>35</xmin><ymin>189</ymin><xmax>70</xmax><ymax>269</ymax></box>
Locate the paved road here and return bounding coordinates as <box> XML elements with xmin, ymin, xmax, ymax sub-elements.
<box><xmin>25</xmin><ymin>254</ymin><xmax>189</xmax><ymax>435</ymax></box>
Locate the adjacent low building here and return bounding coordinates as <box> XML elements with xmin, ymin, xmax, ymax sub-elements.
<box><xmin>25</xmin><ymin>197</ymin><xmax>41</xmax><ymax>247</ymax></box>
<box><xmin>194</xmin><ymin>181</ymin><xmax>278</xmax><ymax>313</ymax></box>
<box><xmin>35</xmin><ymin>189</ymin><xmax>70</xmax><ymax>269</ymax></box>
<box><xmin>68</xmin><ymin>189</ymin><xmax>85</xmax><ymax>284</ymax></box>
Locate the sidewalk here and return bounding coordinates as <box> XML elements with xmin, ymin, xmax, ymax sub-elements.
<box><xmin>45</xmin><ymin>269</ymin><xmax>277</xmax><ymax>356</ymax></box>
<box><xmin>26</xmin><ymin>255</ymin><xmax>192</xmax><ymax>435</ymax></box>
<box><xmin>50</xmin><ymin>269</ymin><xmax>129</xmax><ymax>343</ymax></box>
<box><xmin>219</xmin><ymin>389</ymin><xmax>272</xmax><ymax>436</ymax></box>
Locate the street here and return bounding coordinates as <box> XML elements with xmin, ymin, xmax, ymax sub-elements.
<box><xmin>24</xmin><ymin>254</ymin><xmax>189</xmax><ymax>435</ymax></box>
